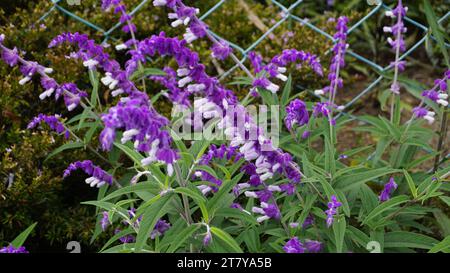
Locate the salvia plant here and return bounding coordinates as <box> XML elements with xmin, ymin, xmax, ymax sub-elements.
<box><xmin>0</xmin><ymin>0</ymin><xmax>449</xmax><ymax>253</ymax></box>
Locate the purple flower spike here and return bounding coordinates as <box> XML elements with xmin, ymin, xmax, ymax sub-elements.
<box><xmin>203</xmin><ymin>225</ymin><xmax>212</xmax><ymax>246</ymax></box>
<box><xmin>283</xmin><ymin>237</ymin><xmax>305</xmax><ymax>253</ymax></box>
<box><xmin>27</xmin><ymin>114</ymin><xmax>69</xmax><ymax>139</ymax></box>
<box><xmin>1</xmin><ymin>46</ymin><xmax>19</xmax><ymax>67</ymax></box>
<box><xmin>150</xmin><ymin>219</ymin><xmax>171</xmax><ymax>239</ymax></box>
<box><xmin>63</xmin><ymin>160</ymin><xmax>113</xmax><ymax>188</ymax></box>
<box><xmin>379</xmin><ymin>177</ymin><xmax>398</xmax><ymax>202</ymax></box>
<box><xmin>251</xmin><ymin>202</ymin><xmax>280</xmax><ymax>222</ymax></box>
<box><xmin>114</xmin><ymin>229</ymin><xmax>135</xmax><ymax>243</ymax></box>
<box><xmin>305</xmin><ymin>239</ymin><xmax>323</xmax><ymax>253</ymax></box>
<box><xmin>384</xmin><ymin>0</ymin><xmax>408</xmax><ymax>94</ymax></box>
<box><xmin>285</xmin><ymin>99</ymin><xmax>309</xmax><ymax>131</ymax></box>
<box><xmin>302</xmin><ymin>214</ymin><xmax>315</xmax><ymax>228</ymax></box>
<box><xmin>0</xmin><ymin>245</ymin><xmax>29</xmax><ymax>253</ymax></box>
<box><xmin>325</xmin><ymin>195</ymin><xmax>342</xmax><ymax>227</ymax></box>
<box><xmin>211</xmin><ymin>40</ymin><xmax>232</xmax><ymax>61</ymax></box>
<box><xmin>101</xmin><ymin>211</ymin><xmax>110</xmax><ymax>231</ymax></box>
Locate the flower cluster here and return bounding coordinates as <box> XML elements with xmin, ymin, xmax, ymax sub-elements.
<box><xmin>412</xmin><ymin>70</ymin><xmax>449</xmax><ymax>124</ymax></box>
<box><xmin>0</xmin><ymin>34</ymin><xmax>87</xmax><ymax>112</ymax></box>
<box><xmin>153</xmin><ymin>0</ymin><xmax>208</xmax><ymax>44</ymax></box>
<box><xmin>325</xmin><ymin>195</ymin><xmax>342</xmax><ymax>227</ymax></box>
<box><xmin>150</xmin><ymin>67</ymin><xmax>192</xmax><ymax>106</ymax></box>
<box><xmin>101</xmin><ymin>97</ymin><xmax>179</xmax><ymax>176</ymax></box>
<box><xmin>283</xmin><ymin>237</ymin><xmax>323</xmax><ymax>253</ymax></box>
<box><xmin>63</xmin><ymin>160</ymin><xmax>113</xmax><ymax>187</ymax></box>
<box><xmin>422</xmin><ymin>71</ymin><xmax>450</xmax><ymax>108</ymax></box>
<box><xmin>211</xmin><ymin>40</ymin><xmax>233</xmax><ymax>61</ymax></box>
<box><xmin>151</xmin><ymin>219</ymin><xmax>171</xmax><ymax>239</ymax></box>
<box><xmin>313</xmin><ymin>16</ymin><xmax>348</xmax><ymax>122</ymax></box>
<box><xmin>284</xmin><ymin>99</ymin><xmax>310</xmax><ymax>131</ymax></box>
<box><xmin>195</xmin><ymin>144</ymin><xmax>242</xmax><ymax>195</ymax></box>
<box><xmin>108</xmin><ymin>208</ymin><xmax>171</xmax><ymax>242</ymax></box>
<box><xmin>49</xmin><ymin>32</ymin><xmax>181</xmax><ymax>177</ymax></box>
<box><xmin>0</xmin><ymin>245</ymin><xmax>29</xmax><ymax>253</ymax></box>
<box><xmin>384</xmin><ymin>0</ymin><xmax>408</xmax><ymax>94</ymax></box>
<box><xmin>27</xmin><ymin>114</ymin><xmax>69</xmax><ymax>139</ymax></box>
<box><xmin>379</xmin><ymin>177</ymin><xmax>398</xmax><ymax>202</ymax></box>
<box><xmin>249</xmin><ymin>49</ymin><xmax>323</xmax><ymax>94</ymax></box>
<box><xmin>124</xmin><ymin>32</ymin><xmax>237</xmax><ymax>108</ymax></box>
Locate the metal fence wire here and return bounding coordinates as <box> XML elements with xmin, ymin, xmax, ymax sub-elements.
<box><xmin>39</xmin><ymin>0</ymin><xmax>449</xmax><ymax>114</ymax></box>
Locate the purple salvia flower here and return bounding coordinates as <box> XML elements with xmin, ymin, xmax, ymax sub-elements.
<box><xmin>114</xmin><ymin>229</ymin><xmax>135</xmax><ymax>243</ymax></box>
<box><xmin>421</xmin><ymin>72</ymin><xmax>449</xmax><ymax>107</ymax></box>
<box><xmin>325</xmin><ymin>195</ymin><xmax>342</xmax><ymax>227</ymax></box>
<box><xmin>1</xmin><ymin>46</ymin><xmax>19</xmax><ymax>67</ymax></box>
<box><xmin>305</xmin><ymin>239</ymin><xmax>323</xmax><ymax>253</ymax></box>
<box><xmin>63</xmin><ymin>160</ymin><xmax>113</xmax><ymax>187</ymax></box>
<box><xmin>195</xmin><ymin>171</ymin><xmax>223</xmax><ymax>195</ymax></box>
<box><xmin>231</xmin><ymin>203</ymin><xmax>243</xmax><ymax>210</ymax></box>
<box><xmin>283</xmin><ymin>237</ymin><xmax>305</xmax><ymax>253</ymax></box>
<box><xmin>251</xmin><ymin>202</ymin><xmax>281</xmax><ymax>222</ymax></box>
<box><xmin>0</xmin><ymin>245</ymin><xmax>29</xmax><ymax>253</ymax></box>
<box><xmin>203</xmin><ymin>225</ymin><xmax>212</xmax><ymax>246</ymax></box>
<box><xmin>150</xmin><ymin>220</ymin><xmax>171</xmax><ymax>239</ymax></box>
<box><xmin>301</xmin><ymin>130</ymin><xmax>311</xmax><ymax>139</ymax></box>
<box><xmin>27</xmin><ymin>114</ymin><xmax>69</xmax><ymax>139</ymax></box>
<box><xmin>249</xmin><ymin>49</ymin><xmax>323</xmax><ymax>95</ymax></box>
<box><xmin>248</xmin><ymin>51</ymin><xmax>263</xmax><ymax>73</ymax></box>
<box><xmin>315</xmin><ymin>16</ymin><xmax>348</xmax><ymax>97</ymax></box>
<box><xmin>313</xmin><ymin>102</ymin><xmax>332</xmax><ymax>118</ymax></box>
<box><xmin>302</xmin><ymin>214</ymin><xmax>315</xmax><ymax>228</ymax></box>
<box><xmin>379</xmin><ymin>177</ymin><xmax>398</xmax><ymax>202</ymax></box>
<box><xmin>101</xmin><ymin>211</ymin><xmax>110</xmax><ymax>231</ymax></box>
<box><xmin>384</xmin><ymin>0</ymin><xmax>408</xmax><ymax>94</ymax></box>
<box><xmin>412</xmin><ymin>107</ymin><xmax>435</xmax><ymax>124</ymax></box>
<box><xmin>284</xmin><ymin>99</ymin><xmax>309</xmax><ymax>131</ymax></box>
<box><xmin>211</xmin><ymin>40</ymin><xmax>232</xmax><ymax>61</ymax></box>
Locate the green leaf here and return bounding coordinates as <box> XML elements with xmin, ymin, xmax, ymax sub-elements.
<box><xmin>100</xmin><ymin>227</ymin><xmax>135</xmax><ymax>252</ymax></box>
<box><xmin>336</xmin><ymin>190</ymin><xmax>350</xmax><ymax>217</ymax></box>
<box><xmin>280</xmin><ymin>75</ymin><xmax>292</xmax><ymax>107</ymax></box>
<box><xmin>402</xmin><ymin>170</ymin><xmax>418</xmax><ymax>198</ymax></box>
<box><xmin>88</xmin><ymin>69</ymin><xmax>100</xmax><ymax>108</ymax></box>
<box><xmin>215</xmin><ymin>208</ymin><xmax>258</xmax><ymax>225</ymax></box>
<box><xmin>347</xmin><ymin>226</ymin><xmax>371</xmax><ymax>249</ymax></box>
<box><xmin>335</xmin><ymin>167</ymin><xmax>400</xmax><ymax>191</ymax></box>
<box><xmin>424</xmin><ymin>0</ymin><xmax>450</xmax><ymax>67</ymax></box>
<box><xmin>324</xmin><ymin>135</ymin><xmax>336</xmax><ymax>175</ymax></box>
<box><xmin>384</xmin><ymin>231</ymin><xmax>439</xmax><ymax>250</ymax></box>
<box><xmin>44</xmin><ymin>142</ymin><xmax>85</xmax><ymax>162</ymax></box>
<box><xmin>198</xmin><ymin>200</ymin><xmax>209</xmax><ymax>223</ymax></box>
<box><xmin>101</xmin><ymin>182</ymin><xmax>161</xmax><ymax>202</ymax></box>
<box><xmin>362</xmin><ymin>195</ymin><xmax>409</xmax><ymax>225</ymax></box>
<box><xmin>135</xmin><ymin>194</ymin><xmax>173</xmax><ymax>252</ymax></box>
<box><xmin>429</xmin><ymin>236</ymin><xmax>450</xmax><ymax>253</ymax></box>
<box><xmin>174</xmin><ymin>187</ymin><xmax>206</xmax><ymax>204</ymax></box>
<box><xmin>433</xmin><ymin>210</ymin><xmax>450</xmax><ymax>237</ymax></box>
<box><xmin>130</xmin><ymin>67</ymin><xmax>166</xmax><ymax>81</ymax></box>
<box><xmin>114</xmin><ymin>142</ymin><xmax>145</xmax><ymax>166</ymax></box>
<box><xmin>359</xmin><ymin>184</ymin><xmax>379</xmax><ymax>215</ymax></box>
<box><xmin>333</xmin><ymin>217</ymin><xmax>346</xmax><ymax>253</ymax></box>
<box><xmin>439</xmin><ymin>196</ymin><xmax>450</xmax><ymax>207</ymax></box>
<box><xmin>11</xmin><ymin>222</ymin><xmax>37</xmax><ymax>248</ymax></box>
<box><xmin>210</xmin><ymin>226</ymin><xmax>243</xmax><ymax>253</ymax></box>
<box><xmin>166</xmin><ymin>224</ymin><xmax>200</xmax><ymax>253</ymax></box>
<box><xmin>207</xmin><ymin>172</ymin><xmax>243</xmax><ymax>216</ymax></box>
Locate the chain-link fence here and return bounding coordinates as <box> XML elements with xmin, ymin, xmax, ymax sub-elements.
<box><xmin>38</xmin><ymin>0</ymin><xmax>449</xmax><ymax>112</ymax></box>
